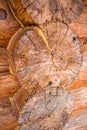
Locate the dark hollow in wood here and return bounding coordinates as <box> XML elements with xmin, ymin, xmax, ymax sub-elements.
<box><xmin>0</xmin><ymin>8</ymin><xmax>7</xmax><ymax>20</ymax></box>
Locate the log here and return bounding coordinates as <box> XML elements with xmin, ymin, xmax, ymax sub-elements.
<box><xmin>10</xmin><ymin>84</ymin><xmax>43</xmax><ymax>119</ymax></box>
<box><xmin>0</xmin><ymin>47</ymin><xmax>21</xmax><ymax>98</ymax></box>
<box><xmin>0</xmin><ymin>74</ymin><xmax>21</xmax><ymax>98</ymax></box>
<box><xmin>0</xmin><ymin>47</ymin><xmax>9</xmax><ymax>74</ymax></box>
<box><xmin>67</xmin><ymin>45</ymin><xmax>87</xmax><ymax>89</ymax></box>
<box><xmin>0</xmin><ymin>0</ymin><xmax>20</xmax><ymax>47</ymax></box>
<box><xmin>63</xmin><ymin>108</ymin><xmax>87</xmax><ymax>130</ymax></box>
<box><xmin>66</xmin><ymin>44</ymin><xmax>87</xmax><ymax>112</ymax></box>
<box><xmin>10</xmin><ymin>88</ymin><xmax>29</xmax><ymax>119</ymax></box>
<box><xmin>69</xmin><ymin>6</ymin><xmax>87</xmax><ymax>39</ymax></box>
<box><xmin>8</xmin><ymin>0</ymin><xmax>84</xmax><ymax>25</ymax></box>
<box><xmin>7</xmin><ymin>24</ymin><xmax>83</xmax><ymax>90</ymax></box>
<box><xmin>70</xmin><ymin>86</ymin><xmax>87</xmax><ymax>111</ymax></box>
<box><xmin>6</xmin><ymin>0</ymin><xmax>35</xmax><ymax>26</ymax></box>
<box><xmin>0</xmin><ymin>97</ymin><xmax>18</xmax><ymax>130</ymax></box>
<box><xmin>17</xmin><ymin>87</ymin><xmax>73</xmax><ymax>130</ymax></box>
<box><xmin>0</xmin><ymin>0</ymin><xmax>86</xmax><ymax>130</ymax></box>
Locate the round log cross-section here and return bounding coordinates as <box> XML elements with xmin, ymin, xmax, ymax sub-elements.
<box><xmin>7</xmin><ymin>23</ymin><xmax>83</xmax><ymax>91</ymax></box>
<box><xmin>18</xmin><ymin>87</ymin><xmax>74</xmax><ymax>130</ymax></box>
<box><xmin>8</xmin><ymin>0</ymin><xmax>83</xmax><ymax>25</ymax></box>
<box><xmin>21</xmin><ymin>0</ymin><xmax>83</xmax><ymax>24</ymax></box>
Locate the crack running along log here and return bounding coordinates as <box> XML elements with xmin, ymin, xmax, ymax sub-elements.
<box><xmin>7</xmin><ymin>24</ymin><xmax>83</xmax><ymax>90</ymax></box>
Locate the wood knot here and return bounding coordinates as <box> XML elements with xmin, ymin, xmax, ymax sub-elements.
<box><xmin>0</xmin><ymin>9</ymin><xmax>7</xmax><ymax>20</ymax></box>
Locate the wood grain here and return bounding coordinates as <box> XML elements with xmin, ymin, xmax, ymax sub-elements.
<box><xmin>0</xmin><ymin>0</ymin><xmax>20</xmax><ymax>47</ymax></box>
<box><xmin>70</xmin><ymin>6</ymin><xmax>87</xmax><ymax>38</ymax></box>
<box><xmin>21</xmin><ymin>0</ymin><xmax>83</xmax><ymax>24</ymax></box>
<box><xmin>18</xmin><ymin>87</ymin><xmax>73</xmax><ymax>130</ymax></box>
<box><xmin>0</xmin><ymin>97</ymin><xmax>18</xmax><ymax>130</ymax></box>
<box><xmin>0</xmin><ymin>47</ymin><xmax>21</xmax><ymax>98</ymax></box>
<box><xmin>7</xmin><ymin>24</ymin><xmax>83</xmax><ymax>90</ymax></box>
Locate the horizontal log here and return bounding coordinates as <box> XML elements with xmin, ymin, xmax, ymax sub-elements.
<box><xmin>63</xmin><ymin>108</ymin><xmax>87</xmax><ymax>130</ymax></box>
<box><xmin>0</xmin><ymin>47</ymin><xmax>21</xmax><ymax>98</ymax></box>
<box><xmin>0</xmin><ymin>0</ymin><xmax>20</xmax><ymax>47</ymax></box>
<box><xmin>68</xmin><ymin>45</ymin><xmax>87</xmax><ymax>89</ymax></box>
<box><xmin>0</xmin><ymin>74</ymin><xmax>21</xmax><ymax>98</ymax></box>
<box><xmin>0</xmin><ymin>97</ymin><xmax>18</xmax><ymax>130</ymax></box>
<box><xmin>70</xmin><ymin>6</ymin><xmax>87</xmax><ymax>38</ymax></box>
<box><xmin>70</xmin><ymin>86</ymin><xmax>87</xmax><ymax>111</ymax></box>
<box><xmin>0</xmin><ymin>47</ymin><xmax>9</xmax><ymax>73</ymax></box>
<box><xmin>10</xmin><ymin>87</ymin><xmax>29</xmax><ymax>119</ymax></box>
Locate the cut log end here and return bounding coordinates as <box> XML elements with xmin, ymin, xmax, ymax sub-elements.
<box><xmin>21</xmin><ymin>0</ymin><xmax>83</xmax><ymax>24</ymax></box>
<box><xmin>18</xmin><ymin>87</ymin><xmax>73</xmax><ymax>130</ymax></box>
<box><xmin>7</xmin><ymin>22</ymin><xmax>83</xmax><ymax>90</ymax></box>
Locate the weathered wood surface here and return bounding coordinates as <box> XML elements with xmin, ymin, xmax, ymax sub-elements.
<box><xmin>68</xmin><ymin>45</ymin><xmax>87</xmax><ymax>89</ymax></box>
<box><xmin>10</xmin><ymin>88</ymin><xmax>29</xmax><ymax>119</ymax></box>
<box><xmin>10</xmin><ymin>84</ymin><xmax>44</xmax><ymax>119</ymax></box>
<box><xmin>63</xmin><ymin>109</ymin><xmax>87</xmax><ymax>130</ymax></box>
<box><xmin>70</xmin><ymin>86</ymin><xmax>87</xmax><ymax>111</ymax></box>
<box><xmin>0</xmin><ymin>97</ymin><xmax>18</xmax><ymax>130</ymax></box>
<box><xmin>0</xmin><ymin>47</ymin><xmax>9</xmax><ymax>73</ymax></box>
<box><xmin>0</xmin><ymin>0</ymin><xmax>87</xmax><ymax>130</ymax></box>
<box><xmin>70</xmin><ymin>6</ymin><xmax>87</xmax><ymax>39</ymax></box>
<box><xmin>7</xmin><ymin>0</ymin><xmax>84</xmax><ymax>26</ymax></box>
<box><xmin>7</xmin><ymin>24</ymin><xmax>83</xmax><ymax>90</ymax></box>
<box><xmin>18</xmin><ymin>87</ymin><xmax>73</xmax><ymax>130</ymax></box>
<box><xmin>0</xmin><ymin>48</ymin><xmax>21</xmax><ymax>98</ymax></box>
<box><xmin>12</xmin><ymin>44</ymin><xmax>87</xmax><ymax>130</ymax></box>
<box><xmin>0</xmin><ymin>74</ymin><xmax>21</xmax><ymax>98</ymax></box>
<box><xmin>0</xmin><ymin>0</ymin><xmax>20</xmax><ymax>47</ymax></box>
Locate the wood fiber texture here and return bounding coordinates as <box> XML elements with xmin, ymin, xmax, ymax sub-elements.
<box><xmin>0</xmin><ymin>0</ymin><xmax>87</xmax><ymax>130</ymax></box>
<box><xmin>0</xmin><ymin>0</ymin><xmax>20</xmax><ymax>47</ymax></box>
<box><xmin>18</xmin><ymin>87</ymin><xmax>73</xmax><ymax>130</ymax></box>
<box><xmin>21</xmin><ymin>0</ymin><xmax>83</xmax><ymax>24</ymax></box>
<box><xmin>7</xmin><ymin>25</ymin><xmax>82</xmax><ymax>90</ymax></box>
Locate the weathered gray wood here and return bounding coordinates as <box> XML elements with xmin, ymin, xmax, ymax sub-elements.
<box><xmin>18</xmin><ymin>87</ymin><xmax>73</xmax><ymax>130</ymax></box>
<box><xmin>63</xmin><ymin>109</ymin><xmax>87</xmax><ymax>130</ymax></box>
